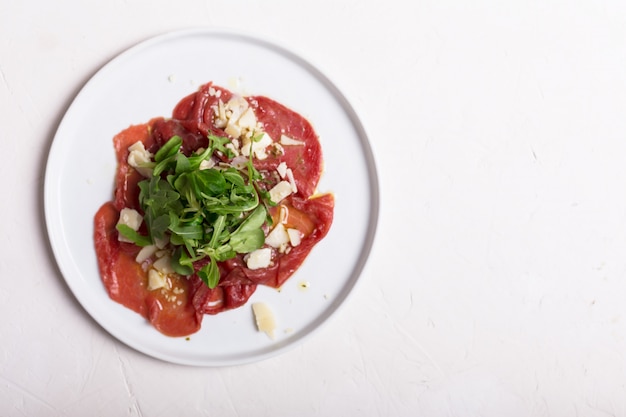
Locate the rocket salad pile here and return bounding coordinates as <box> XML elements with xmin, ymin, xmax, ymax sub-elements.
<box><xmin>117</xmin><ymin>134</ymin><xmax>271</xmax><ymax>289</ymax></box>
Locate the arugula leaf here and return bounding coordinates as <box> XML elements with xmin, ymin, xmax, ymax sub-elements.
<box><xmin>154</xmin><ymin>135</ymin><xmax>182</xmax><ymax>162</ymax></box>
<box><xmin>116</xmin><ymin>224</ymin><xmax>152</xmax><ymax>247</ymax></box>
<box><xmin>187</xmin><ymin>147</ymin><xmax>213</xmax><ymax>170</ymax></box>
<box><xmin>149</xmin><ymin>214</ymin><xmax>171</xmax><ymax>240</ymax></box>
<box><xmin>198</xmin><ymin>257</ymin><xmax>220</xmax><ymax>289</ymax></box>
<box><xmin>207</xmin><ymin>134</ymin><xmax>235</xmax><ymax>158</ymax></box>
<box><xmin>171</xmin><ymin>247</ymin><xmax>194</xmax><ymax>275</ymax></box>
<box><xmin>175</xmin><ymin>153</ymin><xmax>191</xmax><ymax>174</ymax></box>
<box><xmin>133</xmin><ymin>133</ymin><xmax>273</xmax><ymax>289</ymax></box>
<box><xmin>230</xmin><ymin>228</ymin><xmax>265</xmax><ymax>253</ymax></box>
<box><xmin>235</xmin><ymin>205</ymin><xmax>267</xmax><ymax>233</ymax></box>
<box><xmin>228</xmin><ymin>206</ymin><xmax>266</xmax><ymax>253</ymax></box>
<box><xmin>194</xmin><ymin>169</ymin><xmax>227</xmax><ymax>197</ymax></box>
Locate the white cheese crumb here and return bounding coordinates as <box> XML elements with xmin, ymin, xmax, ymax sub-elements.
<box><xmin>276</xmin><ymin>162</ymin><xmax>288</xmax><ymax>179</ymax></box>
<box><xmin>215</xmin><ymin>100</ymin><xmax>227</xmax><ymax>128</ymax></box>
<box><xmin>224</xmin><ymin>122</ymin><xmax>242</xmax><ymax>139</ymax></box>
<box><xmin>279</xmin><ymin>205</ymin><xmax>289</xmax><ymax>224</ymax></box>
<box><xmin>199</xmin><ymin>158</ymin><xmax>216</xmax><ymax>170</ymax></box>
<box><xmin>265</xmin><ymin>223</ymin><xmax>290</xmax><ymax>248</ymax></box>
<box><xmin>116</xmin><ymin>208</ymin><xmax>143</xmax><ymax>243</ymax></box>
<box><xmin>252</xmin><ymin>302</ymin><xmax>276</xmax><ymax>339</ymax></box>
<box><xmin>153</xmin><ymin>255</ymin><xmax>174</xmax><ymax>275</ymax></box>
<box><xmin>135</xmin><ymin>244</ymin><xmax>157</xmax><ymax>263</ymax></box>
<box><xmin>241</xmin><ymin>132</ymin><xmax>273</xmax><ymax>160</ymax></box>
<box><xmin>147</xmin><ymin>269</ymin><xmax>168</xmax><ymax>291</ymax></box>
<box><xmin>287</xmin><ymin>228</ymin><xmax>302</xmax><ymax>247</ymax></box>
<box><xmin>245</xmin><ymin>247</ymin><xmax>272</xmax><ymax>270</ymax></box>
<box><xmin>127</xmin><ymin>141</ymin><xmax>154</xmax><ymax>177</ymax></box>
<box><xmin>285</xmin><ymin>168</ymin><xmax>298</xmax><ymax>193</ymax></box>
<box><xmin>237</xmin><ymin>107</ymin><xmax>257</xmax><ymax>131</ymax></box>
<box><xmin>280</xmin><ymin>134</ymin><xmax>305</xmax><ymax>146</ymax></box>
<box><xmin>225</xmin><ymin>96</ymin><xmax>248</xmax><ymax>123</ymax></box>
<box><xmin>269</xmin><ymin>181</ymin><xmax>293</xmax><ymax>204</ymax></box>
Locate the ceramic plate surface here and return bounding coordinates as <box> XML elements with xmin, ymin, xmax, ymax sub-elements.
<box><xmin>44</xmin><ymin>28</ymin><xmax>378</xmax><ymax>366</ymax></box>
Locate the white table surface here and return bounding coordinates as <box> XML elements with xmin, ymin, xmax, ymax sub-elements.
<box><xmin>3</xmin><ymin>0</ymin><xmax>626</xmax><ymax>416</ymax></box>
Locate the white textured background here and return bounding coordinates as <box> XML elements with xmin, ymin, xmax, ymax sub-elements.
<box><xmin>3</xmin><ymin>0</ymin><xmax>626</xmax><ymax>416</ymax></box>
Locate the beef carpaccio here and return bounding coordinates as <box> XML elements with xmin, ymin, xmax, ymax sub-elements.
<box><xmin>94</xmin><ymin>82</ymin><xmax>334</xmax><ymax>337</ymax></box>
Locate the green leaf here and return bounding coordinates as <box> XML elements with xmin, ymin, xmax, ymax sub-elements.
<box><xmin>153</xmin><ymin>154</ymin><xmax>176</xmax><ymax>177</ymax></box>
<box><xmin>154</xmin><ymin>135</ymin><xmax>182</xmax><ymax>162</ymax></box>
<box><xmin>258</xmin><ymin>189</ymin><xmax>277</xmax><ymax>207</ymax></box>
<box><xmin>227</xmin><ymin>205</ymin><xmax>266</xmax><ymax>253</ymax></box>
<box><xmin>171</xmin><ymin>247</ymin><xmax>195</xmax><ymax>275</ymax></box>
<box><xmin>213</xmin><ymin>244</ymin><xmax>236</xmax><ymax>262</ymax></box>
<box><xmin>169</xmin><ymin>233</ymin><xmax>184</xmax><ymax>246</ymax></box>
<box><xmin>149</xmin><ymin>214</ymin><xmax>170</xmax><ymax>240</ymax></box>
<box><xmin>168</xmin><ymin>212</ymin><xmax>204</xmax><ymax>241</ymax></box>
<box><xmin>208</xmin><ymin>134</ymin><xmax>233</xmax><ymax>157</ymax></box>
<box><xmin>236</xmin><ymin>205</ymin><xmax>267</xmax><ymax>233</ymax></box>
<box><xmin>208</xmin><ymin>214</ymin><xmax>227</xmax><ymax>248</ymax></box>
<box><xmin>175</xmin><ymin>153</ymin><xmax>191</xmax><ymax>174</ymax></box>
<box><xmin>131</xmin><ymin>133</ymin><xmax>274</xmax><ymax>285</ymax></box>
<box><xmin>229</xmin><ymin>228</ymin><xmax>265</xmax><ymax>253</ymax></box>
<box><xmin>187</xmin><ymin>146</ymin><xmax>213</xmax><ymax>170</ymax></box>
<box><xmin>222</xmin><ymin>168</ymin><xmax>246</xmax><ymax>187</ymax></box>
<box><xmin>171</xmin><ymin>225</ymin><xmax>204</xmax><ymax>240</ymax></box>
<box><xmin>116</xmin><ymin>224</ymin><xmax>152</xmax><ymax>247</ymax></box>
<box><xmin>194</xmin><ymin>169</ymin><xmax>227</xmax><ymax>197</ymax></box>
<box><xmin>198</xmin><ymin>257</ymin><xmax>220</xmax><ymax>289</ymax></box>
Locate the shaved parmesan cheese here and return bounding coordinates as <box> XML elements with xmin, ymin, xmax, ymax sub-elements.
<box><xmin>237</xmin><ymin>107</ymin><xmax>257</xmax><ymax>131</ymax></box>
<box><xmin>276</xmin><ymin>162</ymin><xmax>288</xmax><ymax>178</ymax></box>
<box><xmin>275</xmin><ymin>163</ymin><xmax>297</xmax><ymax>192</ymax></box>
<box><xmin>226</xmin><ymin>96</ymin><xmax>248</xmax><ymax>122</ymax></box>
<box><xmin>245</xmin><ymin>247</ymin><xmax>272</xmax><ymax>270</ymax></box>
<box><xmin>214</xmin><ymin>99</ymin><xmax>227</xmax><ymax>128</ymax></box>
<box><xmin>287</xmin><ymin>228</ymin><xmax>302</xmax><ymax>247</ymax></box>
<box><xmin>241</xmin><ymin>132</ymin><xmax>273</xmax><ymax>160</ymax></box>
<box><xmin>285</xmin><ymin>168</ymin><xmax>298</xmax><ymax>193</ymax></box>
<box><xmin>252</xmin><ymin>302</ymin><xmax>276</xmax><ymax>339</ymax></box>
<box><xmin>135</xmin><ymin>244</ymin><xmax>157</xmax><ymax>263</ymax></box>
<box><xmin>265</xmin><ymin>223</ymin><xmax>289</xmax><ymax>248</ymax></box>
<box><xmin>147</xmin><ymin>269</ymin><xmax>168</xmax><ymax>291</ymax></box>
<box><xmin>224</xmin><ymin>122</ymin><xmax>242</xmax><ymax>139</ymax></box>
<box><xmin>279</xmin><ymin>205</ymin><xmax>289</xmax><ymax>224</ymax></box>
<box><xmin>153</xmin><ymin>255</ymin><xmax>174</xmax><ymax>275</ymax></box>
<box><xmin>280</xmin><ymin>134</ymin><xmax>305</xmax><ymax>146</ymax></box>
<box><xmin>269</xmin><ymin>181</ymin><xmax>293</xmax><ymax>204</ymax></box>
<box><xmin>199</xmin><ymin>158</ymin><xmax>216</xmax><ymax>170</ymax></box>
<box><xmin>127</xmin><ymin>141</ymin><xmax>154</xmax><ymax>177</ymax></box>
<box><xmin>117</xmin><ymin>208</ymin><xmax>143</xmax><ymax>243</ymax></box>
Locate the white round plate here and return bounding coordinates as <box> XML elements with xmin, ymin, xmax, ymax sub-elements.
<box><xmin>44</xmin><ymin>28</ymin><xmax>379</xmax><ymax>366</ymax></box>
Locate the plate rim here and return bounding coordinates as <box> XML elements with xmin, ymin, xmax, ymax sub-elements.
<box><xmin>44</xmin><ymin>27</ymin><xmax>380</xmax><ymax>366</ymax></box>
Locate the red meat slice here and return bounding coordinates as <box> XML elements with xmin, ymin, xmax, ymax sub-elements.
<box><xmin>93</xmin><ymin>83</ymin><xmax>334</xmax><ymax>336</ymax></box>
